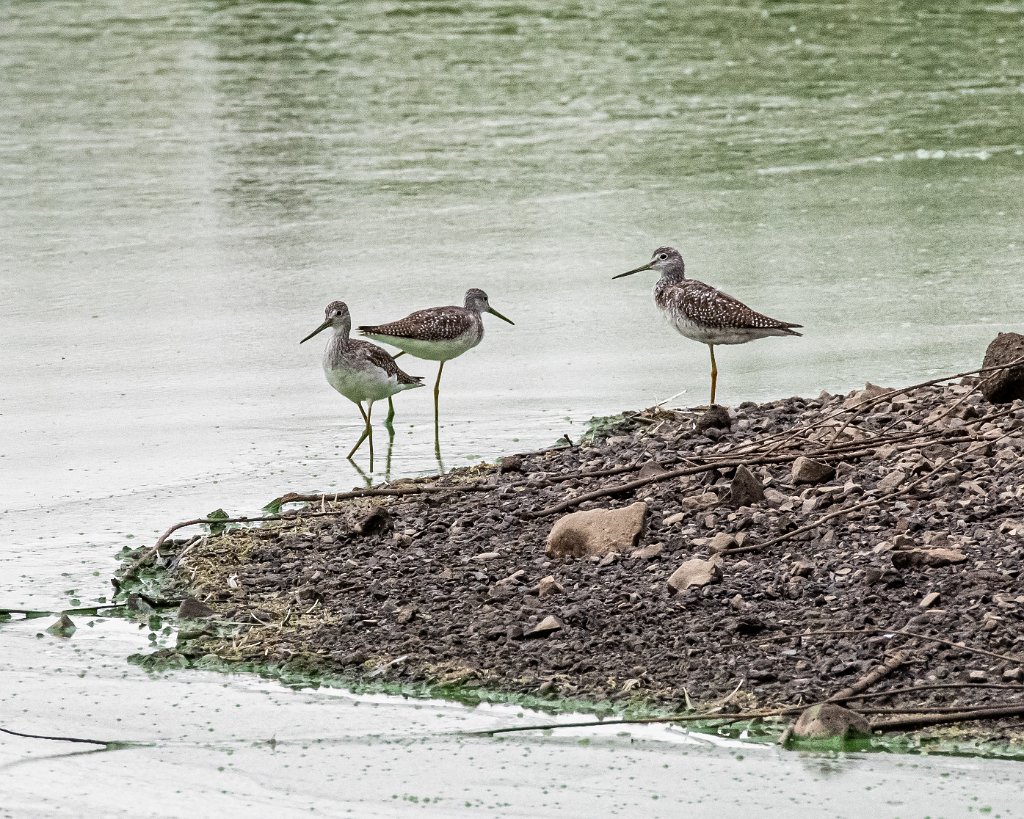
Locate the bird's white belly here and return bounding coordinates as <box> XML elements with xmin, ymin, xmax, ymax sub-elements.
<box><xmin>325</xmin><ymin>364</ymin><xmax>402</xmax><ymax>404</ymax></box>
<box><xmin>369</xmin><ymin>333</ymin><xmax>479</xmax><ymax>362</ymax></box>
<box><xmin>667</xmin><ymin>314</ymin><xmax>755</xmax><ymax>346</ymax></box>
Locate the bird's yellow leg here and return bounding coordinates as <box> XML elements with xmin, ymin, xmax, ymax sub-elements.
<box><xmin>385</xmin><ymin>352</ymin><xmax>406</xmax><ymax>425</ymax></box>
<box><xmin>348</xmin><ymin>402</ymin><xmax>370</xmax><ymax>460</ymax></box>
<box><xmin>433</xmin><ymin>361</ymin><xmax>445</xmax><ymax>444</ymax></box>
<box><xmin>366</xmin><ymin>401</ymin><xmax>375</xmax><ymax>468</ymax></box>
<box><xmin>709</xmin><ymin>345</ymin><xmax>718</xmax><ymax>407</ymax></box>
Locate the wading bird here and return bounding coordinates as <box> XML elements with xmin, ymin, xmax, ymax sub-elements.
<box><xmin>614</xmin><ymin>247</ymin><xmax>801</xmax><ymax>406</ymax></box>
<box><xmin>301</xmin><ymin>301</ymin><xmax>424</xmax><ymax>461</ymax></box>
<box><xmin>359</xmin><ymin>288</ymin><xmax>514</xmax><ymax>439</ymax></box>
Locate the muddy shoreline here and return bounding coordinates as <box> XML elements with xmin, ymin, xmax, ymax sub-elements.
<box><xmin>132</xmin><ymin>375</ymin><xmax>1024</xmax><ymax>749</ymax></box>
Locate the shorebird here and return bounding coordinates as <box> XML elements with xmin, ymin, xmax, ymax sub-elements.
<box><xmin>614</xmin><ymin>246</ymin><xmax>802</xmax><ymax>406</ymax></box>
<box><xmin>358</xmin><ymin>288</ymin><xmax>514</xmax><ymax>437</ymax></box>
<box><xmin>301</xmin><ymin>301</ymin><xmax>424</xmax><ymax>461</ymax></box>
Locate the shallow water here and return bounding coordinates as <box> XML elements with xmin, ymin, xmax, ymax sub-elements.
<box><xmin>2</xmin><ymin>0</ymin><xmax>1023</xmax><ymax>813</ymax></box>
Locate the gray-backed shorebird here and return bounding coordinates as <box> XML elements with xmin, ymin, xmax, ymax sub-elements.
<box><xmin>359</xmin><ymin>288</ymin><xmax>514</xmax><ymax>437</ymax></box>
<box><xmin>301</xmin><ymin>301</ymin><xmax>424</xmax><ymax>461</ymax></box>
<box><xmin>614</xmin><ymin>246</ymin><xmax>802</xmax><ymax>406</ymax></box>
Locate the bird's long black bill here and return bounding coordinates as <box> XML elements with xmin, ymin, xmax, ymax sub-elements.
<box><xmin>612</xmin><ymin>264</ymin><xmax>652</xmax><ymax>280</ymax></box>
<box><xmin>300</xmin><ymin>320</ymin><xmax>331</xmax><ymax>344</ymax></box>
<box><xmin>488</xmin><ymin>307</ymin><xmax>515</xmax><ymax>325</ymax></box>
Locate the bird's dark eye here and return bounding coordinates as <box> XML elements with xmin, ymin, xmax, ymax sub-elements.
<box><xmin>658</xmin><ymin>253</ymin><xmax>668</xmax><ymax>260</ymax></box>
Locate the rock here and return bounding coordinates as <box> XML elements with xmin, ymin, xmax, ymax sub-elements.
<box><xmin>792</xmin><ymin>703</ymin><xmax>870</xmax><ymax>740</ymax></box>
<box><xmin>663</xmin><ymin>512</ymin><xmax>685</xmax><ymax>526</ymax></box>
<box><xmin>396</xmin><ymin>604</ymin><xmax>417</xmax><ymax>624</ymax></box>
<box><xmin>919</xmin><ymin>591</ymin><xmax>941</xmax><ymax>608</ymax></box>
<box><xmin>546</xmin><ymin>502</ymin><xmax>647</xmax><ymax>559</ymax></box>
<box><xmin>707</xmin><ymin>532</ymin><xmax>737</xmax><ymax>553</ymax></box>
<box><xmin>524</xmin><ymin>615</ymin><xmax>564</xmax><ymax>638</ymax></box>
<box><xmin>353</xmin><ymin>506</ymin><xmax>391</xmax><ymax>535</ymax></box>
<box><xmin>472</xmin><ymin>551</ymin><xmax>501</xmax><ymax>561</ymax></box>
<box><xmin>638</xmin><ymin>461</ymin><xmax>669</xmax><ymax>480</ymax></box>
<box><xmin>791</xmin><ymin>457</ymin><xmax>836</xmax><ymax>485</ymax></box>
<box><xmin>876</xmin><ymin>469</ymin><xmax>907</xmax><ymax>493</ymax></box>
<box><xmin>967</xmin><ymin>670</ymin><xmax>988</xmax><ymax>683</ymax></box>
<box><xmin>730</xmin><ymin>465</ymin><xmax>765</xmax><ymax>507</ymax></box>
<box><xmin>630</xmin><ymin>543</ymin><xmax>664</xmax><ymax>560</ymax></box>
<box><xmin>1001</xmin><ymin>667</ymin><xmax>1024</xmax><ymax>682</ymax></box>
<box><xmin>45</xmin><ymin>614</ymin><xmax>76</xmax><ymax>638</ymax></box>
<box><xmin>980</xmin><ymin>332</ymin><xmax>1024</xmax><ymax>403</ymax></box>
<box><xmin>843</xmin><ymin>382</ymin><xmax>894</xmax><ymax>409</ymax></box>
<box><xmin>891</xmin><ymin>548</ymin><xmax>968</xmax><ymax>569</ymax></box>
<box><xmin>681</xmin><ymin>492</ymin><xmax>719</xmax><ymax>512</ymax></box>
<box><xmin>695</xmin><ymin>405</ymin><xmax>731</xmax><ymax>433</ymax></box>
<box><xmin>790</xmin><ymin>558</ymin><xmax>815</xmax><ymax>577</ymax></box>
<box><xmin>538</xmin><ymin>576</ymin><xmax>564</xmax><ymax>598</ymax></box>
<box><xmin>667</xmin><ymin>557</ymin><xmax>723</xmax><ymax>593</ymax></box>
<box><xmin>178</xmin><ymin>597</ymin><xmax>216</xmax><ymax>620</ymax></box>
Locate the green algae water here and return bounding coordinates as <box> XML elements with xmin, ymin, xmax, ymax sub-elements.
<box><xmin>2</xmin><ymin>1</ymin><xmax>1023</xmax><ymax>814</ymax></box>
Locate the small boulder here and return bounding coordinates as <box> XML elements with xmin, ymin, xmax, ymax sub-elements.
<box><xmin>524</xmin><ymin>615</ymin><xmax>564</xmax><ymax>638</ymax></box>
<box><xmin>667</xmin><ymin>557</ymin><xmax>722</xmax><ymax>593</ymax></box>
<box><xmin>919</xmin><ymin>591</ymin><xmax>941</xmax><ymax>609</ymax></box>
<box><xmin>696</xmin><ymin>405</ymin><xmax>731</xmax><ymax>433</ymax></box>
<box><xmin>891</xmin><ymin>548</ymin><xmax>967</xmax><ymax>569</ymax></box>
<box><xmin>791</xmin><ymin>457</ymin><xmax>835</xmax><ymax>485</ymax></box>
<box><xmin>538</xmin><ymin>576</ymin><xmax>564</xmax><ymax>598</ymax></box>
<box><xmin>178</xmin><ymin>597</ymin><xmax>216</xmax><ymax>620</ymax></box>
<box><xmin>729</xmin><ymin>465</ymin><xmax>765</xmax><ymax>507</ymax></box>
<box><xmin>546</xmin><ymin>502</ymin><xmax>647</xmax><ymax>559</ymax></box>
<box><xmin>707</xmin><ymin>532</ymin><xmax>737</xmax><ymax>553</ymax></box>
<box><xmin>792</xmin><ymin>703</ymin><xmax>870</xmax><ymax>740</ymax></box>
<box><xmin>631</xmin><ymin>543</ymin><xmax>664</xmax><ymax>560</ymax></box>
<box><xmin>45</xmin><ymin>614</ymin><xmax>76</xmax><ymax>638</ymax></box>
<box><xmin>876</xmin><ymin>469</ymin><xmax>907</xmax><ymax>493</ymax></box>
<box><xmin>980</xmin><ymin>332</ymin><xmax>1024</xmax><ymax>403</ymax></box>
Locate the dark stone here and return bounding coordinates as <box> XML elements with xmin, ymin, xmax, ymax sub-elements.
<box><xmin>730</xmin><ymin>465</ymin><xmax>765</xmax><ymax>507</ymax></box>
<box><xmin>695</xmin><ymin>405</ymin><xmax>731</xmax><ymax>433</ymax></box>
<box><xmin>177</xmin><ymin>597</ymin><xmax>215</xmax><ymax>620</ymax></box>
<box><xmin>980</xmin><ymin>332</ymin><xmax>1024</xmax><ymax>403</ymax></box>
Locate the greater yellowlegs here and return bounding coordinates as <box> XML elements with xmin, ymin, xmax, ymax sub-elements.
<box><xmin>358</xmin><ymin>288</ymin><xmax>514</xmax><ymax>437</ymax></box>
<box><xmin>301</xmin><ymin>301</ymin><xmax>424</xmax><ymax>461</ymax></box>
<box><xmin>614</xmin><ymin>247</ymin><xmax>802</xmax><ymax>406</ymax></box>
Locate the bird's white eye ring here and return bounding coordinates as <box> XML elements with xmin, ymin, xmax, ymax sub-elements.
<box><xmin>658</xmin><ymin>253</ymin><xmax>668</xmax><ymax>260</ymax></box>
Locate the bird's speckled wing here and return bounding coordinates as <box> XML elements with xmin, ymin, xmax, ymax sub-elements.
<box><xmin>666</xmin><ymin>280</ymin><xmax>802</xmax><ymax>332</ymax></box>
<box><xmin>353</xmin><ymin>340</ymin><xmax>424</xmax><ymax>385</ymax></box>
<box><xmin>359</xmin><ymin>306</ymin><xmax>473</xmax><ymax>341</ymax></box>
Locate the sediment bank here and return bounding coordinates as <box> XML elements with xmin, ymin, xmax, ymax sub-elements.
<box><xmin>128</xmin><ymin>371</ymin><xmax>1024</xmax><ymax>747</ymax></box>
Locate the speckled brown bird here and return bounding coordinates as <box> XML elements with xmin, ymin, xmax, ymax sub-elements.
<box><xmin>614</xmin><ymin>246</ymin><xmax>802</xmax><ymax>406</ymax></box>
<box><xmin>301</xmin><ymin>301</ymin><xmax>424</xmax><ymax>462</ymax></box>
<box><xmin>358</xmin><ymin>288</ymin><xmax>514</xmax><ymax>437</ymax></box>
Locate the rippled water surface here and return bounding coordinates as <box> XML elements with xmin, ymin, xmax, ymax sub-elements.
<box><xmin>2</xmin><ymin>1</ymin><xmax>1022</xmax><ymax>814</ymax></box>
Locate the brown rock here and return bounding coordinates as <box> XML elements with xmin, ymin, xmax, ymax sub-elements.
<box><xmin>792</xmin><ymin>703</ymin><xmax>870</xmax><ymax>739</ymax></box>
<box><xmin>631</xmin><ymin>543</ymin><xmax>664</xmax><ymax>560</ymax></box>
<box><xmin>919</xmin><ymin>591</ymin><xmax>941</xmax><ymax>609</ymax></box>
<box><xmin>876</xmin><ymin>469</ymin><xmax>907</xmax><ymax>493</ymax></box>
<box><xmin>695</xmin><ymin>405</ymin><xmax>731</xmax><ymax>433</ymax></box>
<box><xmin>546</xmin><ymin>502</ymin><xmax>647</xmax><ymax>559</ymax></box>
<box><xmin>791</xmin><ymin>457</ymin><xmax>836</xmax><ymax>485</ymax></box>
<box><xmin>524</xmin><ymin>615</ymin><xmax>564</xmax><ymax>638</ymax></box>
<box><xmin>980</xmin><ymin>332</ymin><xmax>1024</xmax><ymax>403</ymax></box>
<box><xmin>891</xmin><ymin>548</ymin><xmax>968</xmax><ymax>569</ymax></box>
<box><xmin>707</xmin><ymin>533</ymin><xmax>737</xmax><ymax>553</ymax></box>
<box><xmin>537</xmin><ymin>576</ymin><xmax>564</xmax><ymax>598</ymax></box>
<box><xmin>730</xmin><ymin>465</ymin><xmax>765</xmax><ymax>507</ymax></box>
<box><xmin>178</xmin><ymin>597</ymin><xmax>216</xmax><ymax>620</ymax></box>
<box><xmin>667</xmin><ymin>557</ymin><xmax>723</xmax><ymax>593</ymax></box>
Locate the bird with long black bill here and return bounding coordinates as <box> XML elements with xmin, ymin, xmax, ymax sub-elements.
<box><xmin>301</xmin><ymin>301</ymin><xmax>424</xmax><ymax>462</ymax></box>
<box><xmin>359</xmin><ymin>288</ymin><xmax>514</xmax><ymax>439</ymax></box>
<box><xmin>614</xmin><ymin>246</ymin><xmax>801</xmax><ymax>406</ymax></box>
